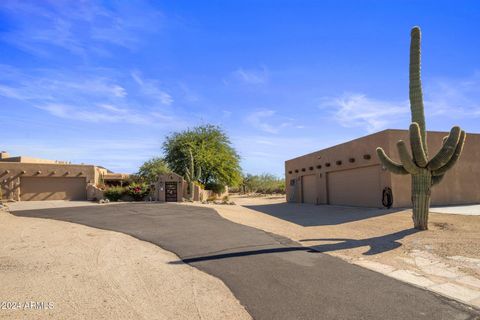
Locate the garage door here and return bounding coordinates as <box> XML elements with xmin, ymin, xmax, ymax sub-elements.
<box><xmin>327</xmin><ymin>165</ymin><xmax>381</xmax><ymax>207</ymax></box>
<box><xmin>20</xmin><ymin>177</ymin><xmax>87</xmax><ymax>201</ymax></box>
<box><xmin>302</xmin><ymin>174</ymin><xmax>317</xmax><ymax>204</ymax></box>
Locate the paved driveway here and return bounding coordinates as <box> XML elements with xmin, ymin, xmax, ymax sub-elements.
<box><xmin>13</xmin><ymin>203</ymin><xmax>480</xmax><ymax>320</ymax></box>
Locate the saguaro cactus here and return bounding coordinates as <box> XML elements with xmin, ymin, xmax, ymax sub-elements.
<box><xmin>376</xmin><ymin>27</ymin><xmax>466</xmax><ymax>230</ymax></box>
<box><xmin>185</xmin><ymin>149</ymin><xmax>201</xmax><ymax>201</ymax></box>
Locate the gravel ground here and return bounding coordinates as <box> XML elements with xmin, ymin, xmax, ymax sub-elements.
<box><xmin>0</xmin><ymin>210</ymin><xmax>251</xmax><ymax>320</ymax></box>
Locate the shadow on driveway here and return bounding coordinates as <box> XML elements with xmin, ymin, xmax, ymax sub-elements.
<box><xmin>243</xmin><ymin>202</ymin><xmax>405</xmax><ymax>226</ymax></box>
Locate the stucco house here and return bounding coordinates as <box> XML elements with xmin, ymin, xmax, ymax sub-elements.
<box><xmin>285</xmin><ymin>130</ymin><xmax>480</xmax><ymax>208</ymax></box>
<box><xmin>0</xmin><ymin>151</ymin><xmax>124</xmax><ymax>201</ymax></box>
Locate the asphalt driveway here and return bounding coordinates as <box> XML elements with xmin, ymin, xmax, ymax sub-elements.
<box><xmin>12</xmin><ymin>203</ymin><xmax>480</xmax><ymax>320</ymax></box>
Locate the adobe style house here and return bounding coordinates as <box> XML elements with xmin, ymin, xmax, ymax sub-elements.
<box><xmin>285</xmin><ymin>130</ymin><xmax>480</xmax><ymax>208</ymax></box>
<box><xmin>0</xmin><ymin>151</ymin><xmax>125</xmax><ymax>201</ymax></box>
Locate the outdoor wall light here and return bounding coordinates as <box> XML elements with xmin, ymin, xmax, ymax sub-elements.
<box><xmin>363</xmin><ymin>154</ymin><xmax>372</xmax><ymax>160</ymax></box>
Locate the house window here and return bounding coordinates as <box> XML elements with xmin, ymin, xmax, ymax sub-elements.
<box><xmin>349</xmin><ymin>157</ymin><xmax>355</xmax><ymax>163</ymax></box>
<box><xmin>325</xmin><ymin>162</ymin><xmax>331</xmax><ymax>167</ymax></box>
<box><xmin>363</xmin><ymin>154</ymin><xmax>372</xmax><ymax>160</ymax></box>
<box><xmin>336</xmin><ymin>160</ymin><xmax>342</xmax><ymax>165</ymax></box>
<box><xmin>309</xmin><ymin>166</ymin><xmax>314</xmax><ymax>170</ymax></box>
<box><xmin>316</xmin><ymin>165</ymin><xmax>322</xmax><ymax>169</ymax></box>
<box><xmin>301</xmin><ymin>168</ymin><xmax>306</xmax><ymax>172</ymax></box>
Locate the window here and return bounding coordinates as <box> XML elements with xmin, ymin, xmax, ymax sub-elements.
<box><xmin>363</xmin><ymin>154</ymin><xmax>372</xmax><ymax>160</ymax></box>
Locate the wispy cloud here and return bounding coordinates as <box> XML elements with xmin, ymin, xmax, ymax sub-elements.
<box><xmin>231</xmin><ymin>66</ymin><xmax>269</xmax><ymax>85</ymax></box>
<box><xmin>131</xmin><ymin>71</ymin><xmax>173</xmax><ymax>105</ymax></box>
<box><xmin>245</xmin><ymin>110</ymin><xmax>297</xmax><ymax>134</ymax></box>
<box><xmin>320</xmin><ymin>93</ymin><xmax>409</xmax><ymax>133</ymax></box>
<box><xmin>424</xmin><ymin>72</ymin><xmax>480</xmax><ymax>117</ymax></box>
<box><xmin>322</xmin><ymin>73</ymin><xmax>480</xmax><ymax>133</ymax></box>
<box><xmin>0</xmin><ymin>65</ymin><xmax>183</xmax><ymax>127</ymax></box>
<box><xmin>0</xmin><ymin>1</ymin><xmax>163</xmax><ymax>56</ymax></box>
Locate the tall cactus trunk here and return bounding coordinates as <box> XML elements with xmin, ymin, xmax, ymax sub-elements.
<box><xmin>409</xmin><ymin>27</ymin><xmax>427</xmax><ymax>155</ymax></box>
<box><xmin>411</xmin><ymin>169</ymin><xmax>432</xmax><ymax>230</ymax></box>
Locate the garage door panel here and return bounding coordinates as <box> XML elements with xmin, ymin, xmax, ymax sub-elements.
<box><xmin>302</xmin><ymin>174</ymin><xmax>317</xmax><ymax>204</ymax></box>
<box><xmin>327</xmin><ymin>166</ymin><xmax>381</xmax><ymax>207</ymax></box>
<box><xmin>20</xmin><ymin>177</ymin><xmax>87</xmax><ymax>201</ymax></box>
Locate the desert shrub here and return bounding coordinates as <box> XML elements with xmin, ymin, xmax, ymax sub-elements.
<box><xmin>207</xmin><ymin>195</ymin><xmax>218</xmax><ymax>202</ymax></box>
<box><xmin>242</xmin><ymin>173</ymin><xmax>285</xmax><ymax>194</ymax></box>
<box><xmin>126</xmin><ymin>183</ymin><xmax>150</xmax><ymax>201</ymax></box>
<box><xmin>104</xmin><ymin>186</ymin><xmax>125</xmax><ymax>202</ymax></box>
<box><xmin>205</xmin><ymin>182</ymin><xmax>226</xmax><ymax>195</ymax></box>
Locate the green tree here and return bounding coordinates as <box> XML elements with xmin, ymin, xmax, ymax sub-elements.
<box><xmin>163</xmin><ymin>124</ymin><xmax>242</xmax><ymax>187</ymax></box>
<box><xmin>137</xmin><ymin>157</ymin><xmax>170</xmax><ymax>184</ymax></box>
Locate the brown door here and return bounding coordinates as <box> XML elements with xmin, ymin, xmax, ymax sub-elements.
<box><xmin>327</xmin><ymin>165</ymin><xmax>381</xmax><ymax>207</ymax></box>
<box><xmin>20</xmin><ymin>177</ymin><xmax>87</xmax><ymax>201</ymax></box>
<box><xmin>165</xmin><ymin>181</ymin><xmax>178</xmax><ymax>202</ymax></box>
<box><xmin>302</xmin><ymin>174</ymin><xmax>317</xmax><ymax>204</ymax></box>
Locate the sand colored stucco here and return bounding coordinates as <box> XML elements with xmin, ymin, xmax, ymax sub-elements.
<box><xmin>0</xmin><ymin>209</ymin><xmax>251</xmax><ymax>320</ymax></box>
<box><xmin>285</xmin><ymin>129</ymin><xmax>480</xmax><ymax>208</ymax></box>
<box><xmin>0</xmin><ymin>162</ymin><xmax>102</xmax><ymax>201</ymax></box>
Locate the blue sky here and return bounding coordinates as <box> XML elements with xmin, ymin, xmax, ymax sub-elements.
<box><xmin>1</xmin><ymin>1</ymin><xmax>479</xmax><ymax>176</ymax></box>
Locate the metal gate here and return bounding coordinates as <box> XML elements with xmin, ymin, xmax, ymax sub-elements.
<box><xmin>165</xmin><ymin>181</ymin><xmax>178</xmax><ymax>202</ymax></box>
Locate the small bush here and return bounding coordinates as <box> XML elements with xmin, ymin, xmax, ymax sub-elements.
<box><xmin>126</xmin><ymin>183</ymin><xmax>150</xmax><ymax>201</ymax></box>
<box><xmin>207</xmin><ymin>195</ymin><xmax>218</xmax><ymax>202</ymax></box>
<box><xmin>104</xmin><ymin>186</ymin><xmax>125</xmax><ymax>202</ymax></box>
<box><xmin>205</xmin><ymin>182</ymin><xmax>226</xmax><ymax>195</ymax></box>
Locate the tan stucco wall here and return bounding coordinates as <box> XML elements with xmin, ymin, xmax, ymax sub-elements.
<box><xmin>388</xmin><ymin>130</ymin><xmax>480</xmax><ymax>207</ymax></box>
<box><xmin>285</xmin><ymin>129</ymin><xmax>480</xmax><ymax>208</ymax></box>
<box><xmin>285</xmin><ymin>130</ymin><xmax>392</xmax><ymax>207</ymax></box>
<box><xmin>0</xmin><ymin>162</ymin><xmax>99</xmax><ymax>201</ymax></box>
<box><xmin>155</xmin><ymin>173</ymin><xmax>185</xmax><ymax>202</ymax></box>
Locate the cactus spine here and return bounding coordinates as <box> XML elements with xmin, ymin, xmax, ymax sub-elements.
<box><xmin>376</xmin><ymin>27</ymin><xmax>466</xmax><ymax>230</ymax></box>
<box><xmin>185</xmin><ymin>148</ymin><xmax>201</xmax><ymax>201</ymax></box>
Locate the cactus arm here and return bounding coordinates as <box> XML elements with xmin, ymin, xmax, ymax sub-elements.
<box><xmin>433</xmin><ymin>130</ymin><xmax>466</xmax><ymax>177</ymax></box>
<box><xmin>409</xmin><ymin>26</ymin><xmax>427</xmax><ymax>154</ymax></box>
<box><xmin>409</xmin><ymin>122</ymin><xmax>428</xmax><ymax>167</ymax></box>
<box><xmin>427</xmin><ymin>126</ymin><xmax>461</xmax><ymax>171</ymax></box>
<box><xmin>431</xmin><ymin>174</ymin><xmax>445</xmax><ymax>186</ymax></box>
<box><xmin>185</xmin><ymin>166</ymin><xmax>192</xmax><ymax>182</ymax></box>
<box><xmin>397</xmin><ymin>141</ymin><xmax>421</xmax><ymax>174</ymax></box>
<box><xmin>376</xmin><ymin>147</ymin><xmax>409</xmax><ymax>175</ymax></box>
<box><xmin>442</xmin><ymin>135</ymin><xmax>448</xmax><ymax>145</ymax></box>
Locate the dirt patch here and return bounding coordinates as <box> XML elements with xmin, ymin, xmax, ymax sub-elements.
<box><xmin>0</xmin><ymin>211</ymin><xmax>251</xmax><ymax>320</ymax></box>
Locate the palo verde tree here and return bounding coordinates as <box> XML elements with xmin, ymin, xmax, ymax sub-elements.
<box><xmin>137</xmin><ymin>157</ymin><xmax>170</xmax><ymax>184</ymax></box>
<box><xmin>163</xmin><ymin>124</ymin><xmax>242</xmax><ymax>188</ymax></box>
<box><xmin>376</xmin><ymin>27</ymin><xmax>466</xmax><ymax>230</ymax></box>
